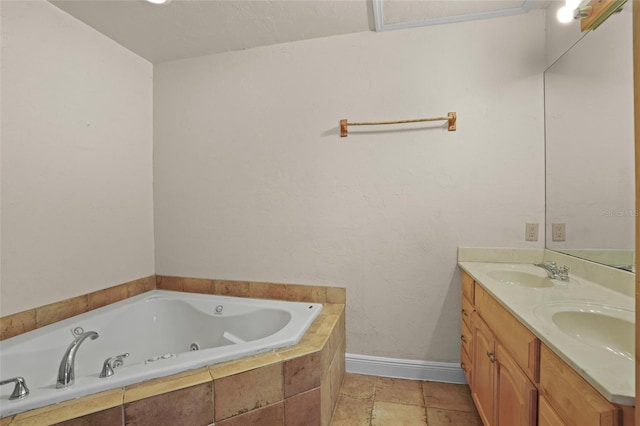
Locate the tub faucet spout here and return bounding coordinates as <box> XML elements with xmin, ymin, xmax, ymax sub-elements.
<box><xmin>56</xmin><ymin>331</ymin><xmax>99</xmax><ymax>389</ymax></box>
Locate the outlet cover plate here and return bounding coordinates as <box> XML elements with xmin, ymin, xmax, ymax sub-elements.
<box><xmin>552</xmin><ymin>223</ymin><xmax>566</xmax><ymax>241</ymax></box>
<box><xmin>525</xmin><ymin>223</ymin><xmax>538</xmax><ymax>241</ymax></box>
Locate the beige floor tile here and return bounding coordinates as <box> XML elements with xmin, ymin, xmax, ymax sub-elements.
<box><xmin>331</xmin><ymin>395</ymin><xmax>373</xmax><ymax>426</ymax></box>
<box><xmin>339</xmin><ymin>374</ymin><xmax>376</xmax><ymax>400</ymax></box>
<box><xmin>426</xmin><ymin>407</ymin><xmax>483</xmax><ymax>426</ymax></box>
<box><xmin>371</xmin><ymin>401</ymin><xmax>427</xmax><ymax>426</ymax></box>
<box><xmin>374</xmin><ymin>377</ymin><xmax>425</xmax><ymax>406</ymax></box>
<box><xmin>422</xmin><ymin>381</ymin><xmax>476</xmax><ymax>413</ymax></box>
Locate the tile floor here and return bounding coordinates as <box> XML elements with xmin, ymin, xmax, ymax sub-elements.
<box><xmin>331</xmin><ymin>373</ymin><xmax>483</xmax><ymax>426</ymax></box>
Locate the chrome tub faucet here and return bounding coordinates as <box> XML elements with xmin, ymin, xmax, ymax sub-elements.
<box><xmin>56</xmin><ymin>331</ymin><xmax>99</xmax><ymax>389</ymax></box>
<box><xmin>534</xmin><ymin>261</ymin><xmax>570</xmax><ymax>281</ymax></box>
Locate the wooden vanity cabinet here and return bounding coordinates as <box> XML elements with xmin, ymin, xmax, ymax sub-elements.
<box><xmin>460</xmin><ymin>269</ymin><xmax>632</xmax><ymax>426</ymax></box>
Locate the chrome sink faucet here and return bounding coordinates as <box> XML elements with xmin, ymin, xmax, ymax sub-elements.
<box><xmin>534</xmin><ymin>261</ymin><xmax>570</xmax><ymax>281</ymax></box>
<box><xmin>56</xmin><ymin>331</ymin><xmax>99</xmax><ymax>389</ymax></box>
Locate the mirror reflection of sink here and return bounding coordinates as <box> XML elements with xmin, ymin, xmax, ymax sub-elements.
<box><xmin>486</xmin><ymin>270</ymin><xmax>554</xmax><ymax>288</ymax></box>
<box><xmin>535</xmin><ymin>303</ymin><xmax>634</xmax><ymax>361</ymax></box>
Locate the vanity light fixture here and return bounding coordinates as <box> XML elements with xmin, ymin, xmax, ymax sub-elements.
<box><xmin>145</xmin><ymin>0</ymin><xmax>170</xmax><ymax>4</ymax></box>
<box><xmin>557</xmin><ymin>0</ymin><xmax>589</xmax><ymax>24</ymax></box>
<box><xmin>556</xmin><ymin>0</ymin><xmax>627</xmax><ymax>31</ymax></box>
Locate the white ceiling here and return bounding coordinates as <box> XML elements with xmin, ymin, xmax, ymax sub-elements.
<box><xmin>49</xmin><ymin>0</ymin><xmax>552</xmax><ymax>63</ymax></box>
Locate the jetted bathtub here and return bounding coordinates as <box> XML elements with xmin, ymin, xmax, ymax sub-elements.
<box><xmin>0</xmin><ymin>290</ymin><xmax>322</xmax><ymax>417</ymax></box>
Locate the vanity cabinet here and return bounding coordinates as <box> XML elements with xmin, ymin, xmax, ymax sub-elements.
<box><xmin>460</xmin><ymin>270</ymin><xmax>631</xmax><ymax>426</ymax></box>
<box><xmin>462</xmin><ymin>271</ymin><xmax>537</xmax><ymax>426</ymax></box>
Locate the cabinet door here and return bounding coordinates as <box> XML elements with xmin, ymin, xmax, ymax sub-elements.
<box><xmin>471</xmin><ymin>312</ymin><xmax>495</xmax><ymax>426</ymax></box>
<box><xmin>495</xmin><ymin>344</ymin><xmax>537</xmax><ymax>426</ymax></box>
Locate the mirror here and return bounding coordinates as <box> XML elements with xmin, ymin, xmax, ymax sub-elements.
<box><xmin>544</xmin><ymin>6</ymin><xmax>635</xmax><ymax>271</ymax></box>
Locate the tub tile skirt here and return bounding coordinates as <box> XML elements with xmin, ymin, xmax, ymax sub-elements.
<box><xmin>0</xmin><ymin>277</ymin><xmax>346</xmax><ymax>426</ymax></box>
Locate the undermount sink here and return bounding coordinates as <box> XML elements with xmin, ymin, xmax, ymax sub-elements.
<box><xmin>535</xmin><ymin>303</ymin><xmax>634</xmax><ymax>360</ymax></box>
<box><xmin>486</xmin><ymin>270</ymin><xmax>554</xmax><ymax>288</ymax></box>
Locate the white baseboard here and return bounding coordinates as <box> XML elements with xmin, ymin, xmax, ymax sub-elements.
<box><xmin>345</xmin><ymin>353</ymin><xmax>467</xmax><ymax>384</ymax></box>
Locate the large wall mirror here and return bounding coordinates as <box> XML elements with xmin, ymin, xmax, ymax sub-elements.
<box><xmin>545</xmin><ymin>6</ymin><xmax>635</xmax><ymax>271</ymax></box>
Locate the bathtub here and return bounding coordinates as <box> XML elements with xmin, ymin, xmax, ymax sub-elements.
<box><xmin>0</xmin><ymin>290</ymin><xmax>322</xmax><ymax>417</ymax></box>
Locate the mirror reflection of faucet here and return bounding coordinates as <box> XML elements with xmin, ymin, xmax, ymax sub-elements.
<box><xmin>534</xmin><ymin>261</ymin><xmax>570</xmax><ymax>281</ymax></box>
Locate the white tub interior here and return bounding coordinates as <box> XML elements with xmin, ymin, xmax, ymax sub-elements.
<box><xmin>0</xmin><ymin>290</ymin><xmax>322</xmax><ymax>417</ymax></box>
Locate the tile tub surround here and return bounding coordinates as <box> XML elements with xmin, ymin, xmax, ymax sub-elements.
<box><xmin>0</xmin><ymin>278</ymin><xmax>346</xmax><ymax>425</ymax></box>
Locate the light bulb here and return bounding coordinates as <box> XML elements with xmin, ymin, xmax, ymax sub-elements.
<box><xmin>145</xmin><ymin>0</ymin><xmax>170</xmax><ymax>4</ymax></box>
<box><xmin>557</xmin><ymin>6</ymin><xmax>574</xmax><ymax>23</ymax></box>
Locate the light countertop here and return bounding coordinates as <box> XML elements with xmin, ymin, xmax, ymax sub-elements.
<box><xmin>458</xmin><ymin>260</ymin><xmax>634</xmax><ymax>406</ymax></box>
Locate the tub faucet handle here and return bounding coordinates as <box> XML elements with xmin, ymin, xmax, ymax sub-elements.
<box><xmin>0</xmin><ymin>377</ymin><xmax>30</xmax><ymax>400</ymax></box>
<box><xmin>100</xmin><ymin>353</ymin><xmax>130</xmax><ymax>378</ymax></box>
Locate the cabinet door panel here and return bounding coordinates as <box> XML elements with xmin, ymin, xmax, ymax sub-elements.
<box><xmin>539</xmin><ymin>395</ymin><xmax>567</xmax><ymax>426</ymax></box>
<box><xmin>471</xmin><ymin>312</ymin><xmax>495</xmax><ymax>426</ymax></box>
<box><xmin>495</xmin><ymin>344</ymin><xmax>537</xmax><ymax>426</ymax></box>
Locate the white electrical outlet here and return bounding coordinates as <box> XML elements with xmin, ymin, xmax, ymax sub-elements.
<box><xmin>552</xmin><ymin>223</ymin><xmax>566</xmax><ymax>241</ymax></box>
<box><xmin>525</xmin><ymin>223</ymin><xmax>538</xmax><ymax>241</ymax></box>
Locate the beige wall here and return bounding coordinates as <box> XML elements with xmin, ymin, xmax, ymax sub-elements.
<box><xmin>1</xmin><ymin>0</ymin><xmax>155</xmax><ymax>315</ymax></box>
<box><xmin>153</xmin><ymin>11</ymin><xmax>546</xmax><ymax>361</ymax></box>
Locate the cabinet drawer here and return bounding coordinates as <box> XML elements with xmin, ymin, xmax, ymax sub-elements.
<box><xmin>540</xmin><ymin>344</ymin><xmax>620</xmax><ymax>426</ymax></box>
<box><xmin>461</xmin><ymin>346</ymin><xmax>472</xmax><ymax>386</ymax></box>
<box><xmin>475</xmin><ymin>284</ymin><xmax>539</xmax><ymax>382</ymax></box>
<box><xmin>539</xmin><ymin>395</ymin><xmax>567</xmax><ymax>426</ymax></box>
<box><xmin>462</xmin><ymin>271</ymin><xmax>475</xmax><ymax>303</ymax></box>
<box><xmin>461</xmin><ymin>319</ymin><xmax>472</xmax><ymax>358</ymax></box>
<box><xmin>461</xmin><ymin>296</ymin><xmax>474</xmax><ymax>329</ymax></box>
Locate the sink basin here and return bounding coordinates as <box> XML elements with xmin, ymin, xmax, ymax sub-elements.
<box><xmin>535</xmin><ymin>303</ymin><xmax>634</xmax><ymax>360</ymax></box>
<box><xmin>486</xmin><ymin>270</ymin><xmax>554</xmax><ymax>288</ymax></box>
